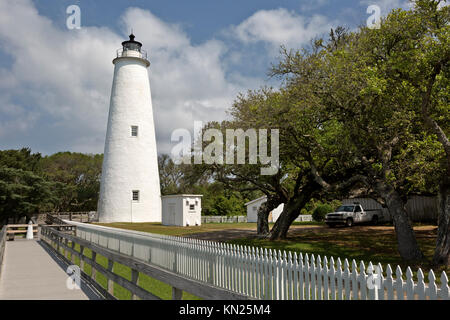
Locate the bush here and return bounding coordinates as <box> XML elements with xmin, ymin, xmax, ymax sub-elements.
<box><xmin>312</xmin><ymin>204</ymin><xmax>333</xmax><ymax>222</ymax></box>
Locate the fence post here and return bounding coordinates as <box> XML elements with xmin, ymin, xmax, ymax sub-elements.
<box><xmin>395</xmin><ymin>266</ymin><xmax>404</xmax><ymax>300</ymax></box>
<box><xmin>304</xmin><ymin>254</ymin><xmax>310</xmax><ymax>300</ymax></box>
<box><xmin>79</xmin><ymin>246</ymin><xmax>85</xmax><ymax>272</ymax></box>
<box><xmin>377</xmin><ymin>263</ymin><xmax>384</xmax><ymax>300</ymax></box>
<box><xmin>427</xmin><ymin>270</ymin><xmax>437</xmax><ymax>300</ymax></box>
<box><xmin>416</xmin><ymin>268</ymin><xmax>426</xmax><ymax>300</ymax></box>
<box><xmin>351</xmin><ymin>260</ymin><xmax>358</xmax><ymax>300</ymax></box>
<box><xmin>107</xmin><ymin>259</ymin><xmax>114</xmax><ymax>296</ymax></box>
<box><xmin>310</xmin><ymin>254</ymin><xmax>316</xmax><ymax>300</ymax></box>
<box><xmin>172</xmin><ymin>287</ymin><xmax>183</xmax><ymax>300</ymax></box>
<box><xmin>343</xmin><ymin>259</ymin><xmax>350</xmax><ymax>300</ymax></box>
<box><xmin>358</xmin><ymin>261</ymin><xmax>367</xmax><ymax>300</ymax></box>
<box><xmin>131</xmin><ymin>268</ymin><xmax>139</xmax><ymax>300</ymax></box>
<box><xmin>71</xmin><ymin>241</ymin><xmax>76</xmax><ymax>264</ymax></box>
<box><xmin>405</xmin><ymin>267</ymin><xmax>414</xmax><ymax>300</ymax></box>
<box><xmin>439</xmin><ymin>271</ymin><xmax>449</xmax><ymax>300</ymax></box>
<box><xmin>91</xmin><ymin>251</ymin><xmax>97</xmax><ymax>282</ymax></box>
<box><xmin>323</xmin><ymin>256</ymin><xmax>329</xmax><ymax>300</ymax></box>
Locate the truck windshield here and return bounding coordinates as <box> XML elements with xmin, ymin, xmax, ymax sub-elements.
<box><xmin>336</xmin><ymin>205</ymin><xmax>355</xmax><ymax>212</ymax></box>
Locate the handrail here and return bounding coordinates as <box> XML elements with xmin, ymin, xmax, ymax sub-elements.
<box><xmin>0</xmin><ymin>225</ymin><xmax>6</xmax><ymax>277</ymax></box>
<box><xmin>45</xmin><ymin>214</ymin><xmax>66</xmax><ymax>225</ymax></box>
<box><xmin>116</xmin><ymin>48</ymin><xmax>148</xmax><ymax>60</ymax></box>
<box><xmin>40</xmin><ymin>225</ymin><xmax>251</xmax><ymax>300</ymax></box>
<box><xmin>5</xmin><ymin>224</ymin><xmax>38</xmax><ymax>239</ymax></box>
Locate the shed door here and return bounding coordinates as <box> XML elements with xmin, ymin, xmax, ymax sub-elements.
<box><xmin>168</xmin><ymin>204</ymin><xmax>176</xmax><ymax>225</ymax></box>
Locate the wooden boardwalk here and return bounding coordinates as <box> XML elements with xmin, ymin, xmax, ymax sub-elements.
<box><xmin>0</xmin><ymin>239</ymin><xmax>102</xmax><ymax>300</ymax></box>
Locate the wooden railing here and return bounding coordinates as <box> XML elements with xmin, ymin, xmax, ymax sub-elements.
<box><xmin>5</xmin><ymin>224</ymin><xmax>38</xmax><ymax>240</ymax></box>
<box><xmin>0</xmin><ymin>226</ymin><xmax>6</xmax><ymax>278</ymax></box>
<box><xmin>44</xmin><ymin>212</ymin><xmax>93</xmax><ymax>224</ymax></box>
<box><xmin>39</xmin><ymin>225</ymin><xmax>251</xmax><ymax>300</ymax></box>
<box><xmin>45</xmin><ymin>214</ymin><xmax>67</xmax><ymax>225</ymax></box>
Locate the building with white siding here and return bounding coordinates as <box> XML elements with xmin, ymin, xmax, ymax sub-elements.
<box><xmin>98</xmin><ymin>34</ymin><xmax>161</xmax><ymax>223</ymax></box>
<box><xmin>162</xmin><ymin>195</ymin><xmax>202</xmax><ymax>227</ymax></box>
<box><xmin>245</xmin><ymin>196</ymin><xmax>284</xmax><ymax>223</ymax></box>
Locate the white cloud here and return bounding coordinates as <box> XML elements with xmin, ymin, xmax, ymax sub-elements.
<box><xmin>229</xmin><ymin>8</ymin><xmax>334</xmax><ymax>51</ymax></box>
<box><xmin>0</xmin><ymin>1</ymin><xmax>260</xmax><ymax>155</ymax></box>
<box><xmin>121</xmin><ymin>8</ymin><xmax>256</xmax><ymax>152</ymax></box>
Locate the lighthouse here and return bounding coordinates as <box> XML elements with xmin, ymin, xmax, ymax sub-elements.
<box><xmin>98</xmin><ymin>34</ymin><xmax>161</xmax><ymax>223</ymax></box>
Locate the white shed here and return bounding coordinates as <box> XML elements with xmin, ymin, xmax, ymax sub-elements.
<box><xmin>245</xmin><ymin>196</ymin><xmax>284</xmax><ymax>223</ymax></box>
<box><xmin>162</xmin><ymin>194</ymin><xmax>202</xmax><ymax>226</ymax></box>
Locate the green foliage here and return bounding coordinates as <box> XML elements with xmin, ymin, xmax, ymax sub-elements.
<box><xmin>0</xmin><ymin>148</ymin><xmax>41</xmax><ymax>171</ymax></box>
<box><xmin>0</xmin><ymin>149</ymin><xmax>103</xmax><ymax>222</ymax></box>
<box><xmin>312</xmin><ymin>203</ymin><xmax>333</xmax><ymax>222</ymax></box>
<box><xmin>39</xmin><ymin>152</ymin><xmax>103</xmax><ymax>211</ymax></box>
<box><xmin>0</xmin><ymin>166</ymin><xmax>57</xmax><ymax>223</ymax></box>
<box><xmin>206</xmin><ymin>194</ymin><xmax>246</xmax><ymax>216</ymax></box>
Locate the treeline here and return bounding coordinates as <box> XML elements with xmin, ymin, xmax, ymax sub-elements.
<box><xmin>158</xmin><ymin>153</ymin><xmax>259</xmax><ymax>216</ymax></box>
<box><xmin>0</xmin><ymin>148</ymin><xmax>103</xmax><ymax>223</ymax></box>
<box><xmin>0</xmin><ymin>149</ymin><xmax>259</xmax><ymax>224</ymax></box>
<box><xmin>192</xmin><ymin>1</ymin><xmax>449</xmax><ymax>265</ymax></box>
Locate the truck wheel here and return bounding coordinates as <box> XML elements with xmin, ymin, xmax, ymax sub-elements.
<box><xmin>345</xmin><ymin>218</ymin><xmax>353</xmax><ymax>227</ymax></box>
<box><xmin>372</xmin><ymin>215</ymin><xmax>378</xmax><ymax>225</ymax></box>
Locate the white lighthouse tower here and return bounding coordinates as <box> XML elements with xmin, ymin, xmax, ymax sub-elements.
<box><xmin>98</xmin><ymin>34</ymin><xmax>161</xmax><ymax>223</ymax></box>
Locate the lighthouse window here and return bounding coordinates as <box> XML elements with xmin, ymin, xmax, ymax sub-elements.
<box><xmin>131</xmin><ymin>126</ymin><xmax>138</xmax><ymax>137</ymax></box>
<box><xmin>189</xmin><ymin>204</ymin><xmax>195</xmax><ymax>210</ymax></box>
<box><xmin>132</xmin><ymin>190</ymin><xmax>140</xmax><ymax>201</ymax></box>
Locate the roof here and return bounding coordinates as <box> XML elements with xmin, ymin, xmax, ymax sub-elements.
<box><xmin>244</xmin><ymin>196</ymin><xmax>267</xmax><ymax>206</ymax></box>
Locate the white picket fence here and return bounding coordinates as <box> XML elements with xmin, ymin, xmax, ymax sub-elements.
<box><xmin>66</xmin><ymin>221</ymin><xmax>449</xmax><ymax>300</ymax></box>
<box><xmin>201</xmin><ymin>216</ymin><xmax>248</xmax><ymax>223</ymax></box>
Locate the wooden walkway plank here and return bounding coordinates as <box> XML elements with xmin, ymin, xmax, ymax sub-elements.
<box><xmin>0</xmin><ymin>240</ymin><xmax>101</xmax><ymax>300</ymax></box>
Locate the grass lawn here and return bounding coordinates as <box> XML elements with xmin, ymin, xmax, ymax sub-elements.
<box><xmin>89</xmin><ymin>221</ymin><xmax>448</xmax><ymax>287</ymax></box>
<box><xmin>59</xmin><ymin>242</ymin><xmax>201</xmax><ymax>300</ymax></box>
<box><xmin>94</xmin><ymin>221</ymin><xmax>324</xmax><ymax>237</ymax></box>
<box><xmin>228</xmin><ymin>225</ymin><xmax>449</xmax><ymax>281</ymax></box>
<box><xmin>95</xmin><ymin>222</ymin><xmax>266</xmax><ymax>236</ymax></box>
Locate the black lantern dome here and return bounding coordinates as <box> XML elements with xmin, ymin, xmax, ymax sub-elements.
<box><xmin>121</xmin><ymin>33</ymin><xmax>142</xmax><ymax>52</ymax></box>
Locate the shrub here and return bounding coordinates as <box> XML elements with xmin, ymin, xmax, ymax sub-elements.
<box><xmin>312</xmin><ymin>203</ymin><xmax>333</xmax><ymax>222</ymax></box>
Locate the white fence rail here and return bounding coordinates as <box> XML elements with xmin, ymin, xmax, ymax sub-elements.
<box><xmin>202</xmin><ymin>216</ymin><xmax>248</xmax><ymax>223</ymax></box>
<box><xmin>201</xmin><ymin>215</ymin><xmax>313</xmax><ymax>224</ymax></box>
<box><xmin>66</xmin><ymin>221</ymin><xmax>449</xmax><ymax>300</ymax></box>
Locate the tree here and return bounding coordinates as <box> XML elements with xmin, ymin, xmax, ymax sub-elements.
<box><xmin>158</xmin><ymin>154</ymin><xmax>185</xmax><ymax>195</ymax></box>
<box><xmin>341</xmin><ymin>0</ymin><xmax>449</xmax><ymax>265</ymax></box>
<box><xmin>0</xmin><ymin>166</ymin><xmax>57</xmax><ymax>224</ymax></box>
<box><xmin>38</xmin><ymin>152</ymin><xmax>103</xmax><ymax>211</ymax></box>
<box><xmin>0</xmin><ymin>148</ymin><xmax>41</xmax><ymax>171</ymax></box>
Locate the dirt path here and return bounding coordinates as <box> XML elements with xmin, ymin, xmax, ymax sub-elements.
<box><xmin>184</xmin><ymin>225</ymin><xmax>437</xmax><ymax>242</ymax></box>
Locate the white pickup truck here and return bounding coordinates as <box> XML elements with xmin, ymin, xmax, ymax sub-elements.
<box><xmin>325</xmin><ymin>203</ymin><xmax>382</xmax><ymax>227</ymax></box>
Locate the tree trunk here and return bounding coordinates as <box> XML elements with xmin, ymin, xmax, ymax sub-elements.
<box><xmin>270</xmin><ymin>185</ymin><xmax>316</xmax><ymax>240</ymax></box>
<box><xmin>432</xmin><ymin>179</ymin><xmax>450</xmax><ymax>266</ymax></box>
<box><xmin>257</xmin><ymin>197</ymin><xmax>281</xmax><ymax>235</ymax></box>
<box><xmin>256</xmin><ymin>202</ymin><xmax>271</xmax><ymax>235</ymax></box>
<box><xmin>375</xmin><ymin>181</ymin><xmax>425</xmax><ymax>262</ymax></box>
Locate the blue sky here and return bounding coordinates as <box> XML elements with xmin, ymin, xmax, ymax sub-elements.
<box><xmin>0</xmin><ymin>0</ymin><xmax>410</xmax><ymax>155</ymax></box>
